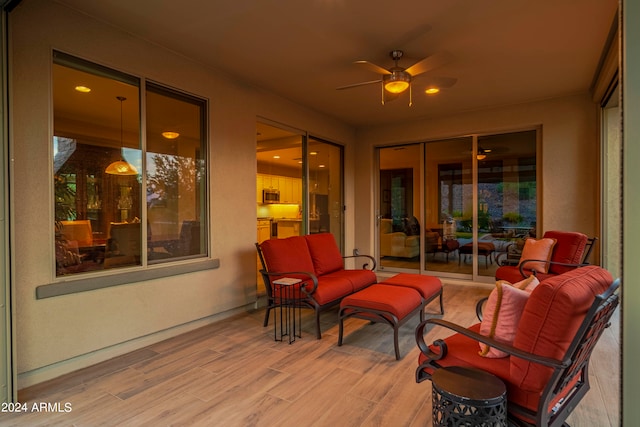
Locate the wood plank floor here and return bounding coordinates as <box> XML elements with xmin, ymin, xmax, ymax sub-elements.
<box><xmin>3</xmin><ymin>283</ymin><xmax>620</xmax><ymax>426</ymax></box>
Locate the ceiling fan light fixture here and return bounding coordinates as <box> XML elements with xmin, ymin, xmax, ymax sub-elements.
<box><xmin>425</xmin><ymin>87</ymin><xmax>440</xmax><ymax>94</ymax></box>
<box><xmin>383</xmin><ymin>71</ymin><xmax>411</xmax><ymax>94</ymax></box>
<box><xmin>162</xmin><ymin>131</ymin><xmax>180</xmax><ymax>139</ymax></box>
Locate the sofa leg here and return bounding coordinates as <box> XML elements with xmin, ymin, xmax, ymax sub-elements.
<box><xmin>315</xmin><ymin>310</ymin><xmax>322</xmax><ymax>339</ymax></box>
<box><xmin>263</xmin><ymin>305</ymin><xmax>272</xmax><ymax>327</ymax></box>
<box><xmin>263</xmin><ymin>297</ymin><xmax>275</xmax><ymax>327</ymax></box>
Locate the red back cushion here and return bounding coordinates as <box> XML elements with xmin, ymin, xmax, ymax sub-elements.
<box><xmin>543</xmin><ymin>231</ymin><xmax>588</xmax><ymax>274</ymax></box>
<box><xmin>510</xmin><ymin>266</ymin><xmax>613</xmax><ymax>392</ymax></box>
<box><xmin>305</xmin><ymin>233</ymin><xmax>344</xmax><ymax>275</ymax></box>
<box><xmin>259</xmin><ymin>236</ymin><xmax>315</xmax><ymax>279</ymax></box>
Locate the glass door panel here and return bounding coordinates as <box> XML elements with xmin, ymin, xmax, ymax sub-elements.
<box><xmin>256</xmin><ymin>122</ymin><xmax>303</xmax><ymax>239</ymax></box>
<box><xmin>378</xmin><ymin>144</ymin><xmax>422</xmax><ymax>272</ymax></box>
<box><xmin>476</xmin><ymin>130</ymin><xmax>537</xmax><ymax>278</ymax></box>
<box><xmin>308</xmin><ymin>137</ymin><xmax>344</xmax><ymax>247</ymax></box>
<box><xmin>424</xmin><ymin>137</ymin><xmax>473</xmax><ymax>278</ymax></box>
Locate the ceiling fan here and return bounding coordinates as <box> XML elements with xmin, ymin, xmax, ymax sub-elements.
<box><xmin>337</xmin><ymin>49</ymin><xmax>456</xmax><ymax>106</ymax></box>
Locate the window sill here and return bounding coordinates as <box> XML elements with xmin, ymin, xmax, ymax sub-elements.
<box><xmin>37</xmin><ymin>258</ymin><xmax>220</xmax><ymax>299</ymax></box>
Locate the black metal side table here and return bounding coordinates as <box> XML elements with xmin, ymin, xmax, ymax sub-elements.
<box><xmin>272</xmin><ymin>277</ymin><xmax>302</xmax><ymax>344</ymax></box>
<box><xmin>431</xmin><ymin>366</ymin><xmax>507</xmax><ymax>427</ymax></box>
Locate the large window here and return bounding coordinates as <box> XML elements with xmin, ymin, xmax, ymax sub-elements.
<box><xmin>53</xmin><ymin>52</ymin><xmax>207</xmax><ymax>277</ymax></box>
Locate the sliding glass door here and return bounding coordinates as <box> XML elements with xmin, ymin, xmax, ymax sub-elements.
<box><xmin>377</xmin><ymin>130</ymin><xmax>538</xmax><ymax>281</ymax></box>
<box><xmin>378</xmin><ymin>144</ymin><xmax>422</xmax><ymax>271</ymax></box>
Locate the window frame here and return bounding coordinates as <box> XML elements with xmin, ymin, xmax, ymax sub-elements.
<box><xmin>39</xmin><ymin>51</ymin><xmax>216</xmax><ymax>299</ymax></box>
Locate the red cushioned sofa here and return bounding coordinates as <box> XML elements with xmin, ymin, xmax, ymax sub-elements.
<box><xmin>415</xmin><ymin>266</ymin><xmax>619</xmax><ymax>427</ymax></box>
<box><xmin>257</xmin><ymin>233</ymin><xmax>377</xmax><ymax>339</ymax></box>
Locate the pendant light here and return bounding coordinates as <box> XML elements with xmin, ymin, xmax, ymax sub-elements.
<box><xmin>105</xmin><ymin>96</ymin><xmax>138</xmax><ymax>175</ymax></box>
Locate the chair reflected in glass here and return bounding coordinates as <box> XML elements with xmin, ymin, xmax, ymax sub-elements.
<box><xmin>60</xmin><ymin>219</ymin><xmax>93</xmax><ymax>248</ymax></box>
<box><xmin>56</xmin><ymin>219</ymin><xmax>108</xmax><ymax>275</ymax></box>
<box><xmin>105</xmin><ymin>222</ymin><xmax>141</xmax><ymax>268</ymax></box>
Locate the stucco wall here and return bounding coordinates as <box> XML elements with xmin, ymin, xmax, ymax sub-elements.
<box><xmin>11</xmin><ymin>0</ymin><xmax>355</xmax><ymax>387</ymax></box>
<box><xmin>353</xmin><ymin>94</ymin><xmax>599</xmax><ymax>257</ymax></box>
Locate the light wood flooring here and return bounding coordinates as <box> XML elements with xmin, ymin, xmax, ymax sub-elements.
<box><xmin>4</xmin><ymin>283</ymin><xmax>620</xmax><ymax>426</ymax></box>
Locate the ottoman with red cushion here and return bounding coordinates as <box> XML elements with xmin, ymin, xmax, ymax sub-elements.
<box><xmin>338</xmin><ymin>284</ymin><xmax>424</xmax><ymax>360</ymax></box>
<box><xmin>379</xmin><ymin>273</ymin><xmax>444</xmax><ymax>316</ymax></box>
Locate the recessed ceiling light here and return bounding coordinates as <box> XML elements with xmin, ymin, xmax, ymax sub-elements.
<box><xmin>75</xmin><ymin>85</ymin><xmax>91</xmax><ymax>93</ymax></box>
<box><xmin>273</xmin><ymin>155</ymin><xmax>280</xmax><ymax>159</ymax></box>
<box><xmin>319</xmin><ymin>164</ymin><xmax>326</xmax><ymax>168</ymax></box>
<box><xmin>162</xmin><ymin>131</ymin><xmax>180</xmax><ymax>139</ymax></box>
<box><xmin>310</xmin><ymin>151</ymin><xmax>318</xmax><ymax>155</ymax></box>
<box><xmin>425</xmin><ymin>87</ymin><xmax>440</xmax><ymax>95</ymax></box>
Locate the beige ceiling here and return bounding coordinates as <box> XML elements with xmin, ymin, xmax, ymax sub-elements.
<box><xmin>53</xmin><ymin>0</ymin><xmax>617</xmax><ymax>128</ymax></box>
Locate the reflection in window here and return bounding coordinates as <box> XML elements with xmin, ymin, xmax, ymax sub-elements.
<box><xmin>53</xmin><ymin>52</ymin><xmax>207</xmax><ymax>277</ymax></box>
<box><xmin>146</xmin><ymin>84</ymin><xmax>207</xmax><ymax>262</ymax></box>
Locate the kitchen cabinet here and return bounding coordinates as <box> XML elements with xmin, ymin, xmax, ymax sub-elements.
<box><xmin>257</xmin><ymin>173</ymin><xmax>301</xmax><ymax>204</ymax></box>
<box><xmin>256</xmin><ymin>175</ymin><xmax>264</xmax><ymax>203</ymax></box>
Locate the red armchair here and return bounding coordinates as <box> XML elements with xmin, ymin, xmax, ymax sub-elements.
<box><xmin>495</xmin><ymin>230</ymin><xmax>596</xmax><ymax>283</ymax></box>
<box><xmin>415</xmin><ymin>266</ymin><xmax>619</xmax><ymax>427</ymax></box>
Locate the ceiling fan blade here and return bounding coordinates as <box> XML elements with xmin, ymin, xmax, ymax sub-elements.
<box><xmin>405</xmin><ymin>51</ymin><xmax>453</xmax><ymax>77</ymax></box>
<box><xmin>354</xmin><ymin>60</ymin><xmax>392</xmax><ymax>75</ymax></box>
<box><xmin>336</xmin><ymin>79</ymin><xmax>381</xmax><ymax>90</ymax></box>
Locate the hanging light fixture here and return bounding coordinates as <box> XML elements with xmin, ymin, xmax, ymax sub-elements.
<box><xmin>105</xmin><ymin>96</ymin><xmax>138</xmax><ymax>175</ymax></box>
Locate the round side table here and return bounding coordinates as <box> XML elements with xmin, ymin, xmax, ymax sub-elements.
<box><xmin>431</xmin><ymin>366</ymin><xmax>507</xmax><ymax>427</ymax></box>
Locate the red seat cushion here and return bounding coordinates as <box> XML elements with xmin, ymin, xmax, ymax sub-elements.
<box><xmin>305</xmin><ymin>233</ymin><xmax>344</xmax><ymax>275</ymax></box>
<box><xmin>341</xmin><ymin>284</ymin><xmax>421</xmax><ymax>321</ymax></box>
<box><xmin>543</xmin><ymin>231</ymin><xmax>588</xmax><ymax>274</ymax></box>
<box><xmin>312</xmin><ymin>276</ymin><xmax>355</xmax><ymax>305</ymax></box>
<box><xmin>323</xmin><ymin>269</ymin><xmax>376</xmax><ymax>292</ymax></box>
<box><xmin>380</xmin><ymin>273</ymin><xmax>442</xmax><ymax>300</ymax></box>
<box><xmin>419</xmin><ymin>323</ymin><xmax>512</xmax><ymax>381</ymax></box>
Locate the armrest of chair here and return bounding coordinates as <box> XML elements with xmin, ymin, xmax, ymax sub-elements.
<box><xmin>342</xmin><ymin>253</ymin><xmax>376</xmax><ymax>271</ymax></box>
<box><xmin>259</xmin><ymin>269</ymin><xmax>319</xmax><ymax>295</ymax></box>
<box><xmin>475</xmin><ymin>297</ymin><xmax>489</xmax><ymax>321</ymax></box>
<box><xmin>518</xmin><ymin>259</ymin><xmax>589</xmax><ymax>278</ymax></box>
<box><xmin>415</xmin><ymin>318</ymin><xmax>568</xmax><ymax>370</ymax></box>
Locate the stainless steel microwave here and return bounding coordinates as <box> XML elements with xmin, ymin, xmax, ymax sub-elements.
<box><xmin>262</xmin><ymin>189</ymin><xmax>280</xmax><ymax>204</ymax></box>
